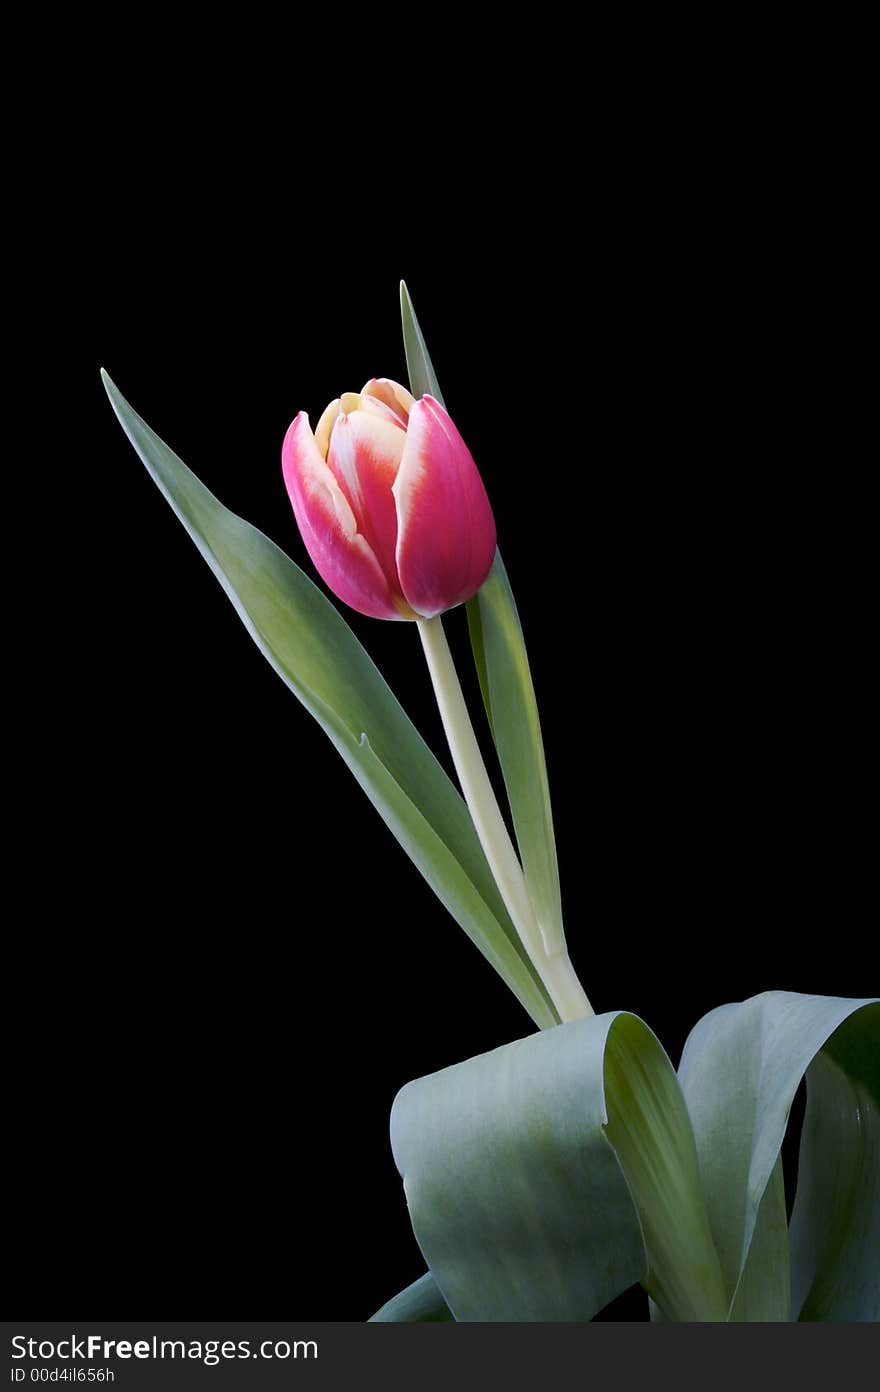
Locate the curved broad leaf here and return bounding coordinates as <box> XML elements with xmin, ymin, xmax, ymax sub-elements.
<box><xmin>677</xmin><ymin>991</ymin><xmax>879</xmax><ymax>1320</ymax></box>
<box><xmin>789</xmin><ymin>1002</ymin><xmax>880</xmax><ymax>1320</ymax></box>
<box><xmin>390</xmin><ymin>1012</ymin><xmax>726</xmax><ymax>1321</ymax></box>
<box><xmin>369</xmin><ymin>1272</ymin><xmax>452</xmax><ymax>1322</ymax></box>
<box><xmin>101</xmin><ymin>371</ymin><xmax>557</xmax><ymax>1030</ymax></box>
<box><xmin>400</xmin><ymin>284</ymin><xmax>567</xmax><ymax>958</ymax></box>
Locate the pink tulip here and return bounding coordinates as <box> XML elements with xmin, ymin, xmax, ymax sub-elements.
<box><xmin>282</xmin><ymin>379</ymin><xmax>497</xmax><ymax>620</ymax></box>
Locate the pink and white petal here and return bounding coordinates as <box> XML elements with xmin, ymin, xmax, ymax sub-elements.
<box><xmin>282</xmin><ymin>412</ymin><xmax>403</xmax><ymax>620</ymax></box>
<box><xmin>393</xmin><ymin>396</ymin><xmax>497</xmax><ymax>617</ymax></box>
<box><xmin>327</xmin><ymin>410</ymin><xmax>407</xmax><ymax>596</ymax></box>
<box><xmin>360</xmin><ymin>393</ymin><xmax>408</xmax><ymax>430</ymax></box>
<box><xmin>314</xmin><ymin>398</ymin><xmax>341</xmax><ymax>460</ymax></box>
<box><xmin>361</xmin><ymin>377</ymin><xmax>414</xmax><ymax>423</ymax></box>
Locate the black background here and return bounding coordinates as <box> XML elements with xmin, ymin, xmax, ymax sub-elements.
<box><xmin>9</xmin><ymin>78</ymin><xmax>875</xmax><ymax>1324</ymax></box>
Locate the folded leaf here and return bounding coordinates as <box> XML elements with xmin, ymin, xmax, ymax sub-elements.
<box><xmin>789</xmin><ymin>1002</ymin><xmax>880</xmax><ymax>1320</ymax></box>
<box><xmin>390</xmin><ymin>1012</ymin><xmax>726</xmax><ymax>1321</ymax></box>
<box><xmin>102</xmin><ymin>371</ymin><xmax>557</xmax><ymax>1030</ymax></box>
<box><xmin>678</xmin><ymin>991</ymin><xmax>879</xmax><ymax>1320</ymax></box>
<box><xmin>727</xmin><ymin>1156</ymin><xmax>790</xmax><ymax>1321</ymax></box>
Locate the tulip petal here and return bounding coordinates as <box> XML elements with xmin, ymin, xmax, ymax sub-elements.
<box><xmin>362</xmin><ymin>377</ymin><xmax>414</xmax><ymax>424</ymax></box>
<box><xmin>360</xmin><ymin>394</ymin><xmax>408</xmax><ymax>430</ymax></box>
<box><xmin>282</xmin><ymin>412</ymin><xmax>404</xmax><ymax>620</ymax></box>
<box><xmin>328</xmin><ymin>410</ymin><xmax>408</xmax><ymax>604</ymax></box>
<box><xmin>394</xmin><ymin>396</ymin><xmax>497</xmax><ymax>618</ymax></box>
<box><xmin>314</xmin><ymin>398</ymin><xmax>341</xmax><ymax>460</ymax></box>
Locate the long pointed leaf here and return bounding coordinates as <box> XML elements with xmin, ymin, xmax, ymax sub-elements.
<box><xmin>102</xmin><ymin>371</ymin><xmax>557</xmax><ymax>1029</ymax></box>
<box><xmin>400</xmin><ymin>281</ymin><xmax>444</xmax><ymax>403</ymax></box>
<box><xmin>465</xmin><ymin>556</ymin><xmax>565</xmax><ymax>955</ymax></box>
<box><xmin>399</xmin><ymin>286</ymin><xmax>567</xmax><ymax>957</ymax></box>
<box><xmin>464</xmin><ymin>596</ymin><xmax>495</xmax><ymax>742</ymax></box>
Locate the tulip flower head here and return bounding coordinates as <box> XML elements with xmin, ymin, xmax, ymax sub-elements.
<box><xmin>282</xmin><ymin>379</ymin><xmax>496</xmax><ymax>620</ymax></box>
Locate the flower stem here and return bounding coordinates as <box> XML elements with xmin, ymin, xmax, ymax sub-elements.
<box><xmin>417</xmin><ymin>615</ymin><xmax>592</xmax><ymax>1023</ymax></box>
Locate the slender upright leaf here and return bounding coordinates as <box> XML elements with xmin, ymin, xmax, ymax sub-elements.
<box><xmin>464</xmin><ymin>596</ymin><xmax>495</xmax><ymax>742</ymax></box>
<box><xmin>102</xmin><ymin>371</ymin><xmax>557</xmax><ymax>1029</ymax></box>
<box><xmin>399</xmin><ymin>285</ymin><xmax>567</xmax><ymax>957</ymax></box>
<box><xmin>400</xmin><ymin>281</ymin><xmax>444</xmax><ymax>403</ymax></box>
<box><xmin>466</xmin><ymin>556</ymin><xmax>566</xmax><ymax>956</ymax></box>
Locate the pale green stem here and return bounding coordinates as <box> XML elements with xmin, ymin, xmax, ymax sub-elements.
<box><xmin>417</xmin><ymin>615</ymin><xmax>593</xmax><ymax>1023</ymax></box>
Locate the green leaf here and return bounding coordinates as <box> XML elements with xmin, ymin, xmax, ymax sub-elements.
<box><xmin>727</xmin><ymin>1157</ymin><xmax>790</xmax><ymax>1321</ymax></box>
<box><xmin>465</xmin><ymin>556</ymin><xmax>565</xmax><ymax>956</ymax></box>
<box><xmin>678</xmin><ymin>991</ymin><xmax>879</xmax><ymax>1320</ymax></box>
<box><xmin>400</xmin><ymin>280</ymin><xmax>444</xmax><ymax>403</ymax></box>
<box><xmin>464</xmin><ymin>596</ymin><xmax>495</xmax><ymax>742</ymax></box>
<box><xmin>391</xmin><ymin>1012</ymin><xmax>726</xmax><ymax>1321</ymax></box>
<box><xmin>369</xmin><ymin>1272</ymin><xmax>452</xmax><ymax>1322</ymax></box>
<box><xmin>101</xmin><ymin>371</ymin><xmax>557</xmax><ymax>1030</ymax></box>
<box><xmin>789</xmin><ymin>1002</ymin><xmax>880</xmax><ymax>1320</ymax></box>
<box><xmin>603</xmin><ymin>1014</ymin><xmax>727</xmax><ymax>1321</ymax></box>
<box><xmin>399</xmin><ymin>286</ymin><xmax>567</xmax><ymax>957</ymax></box>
